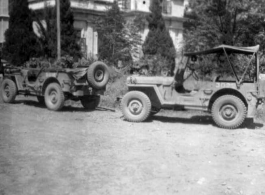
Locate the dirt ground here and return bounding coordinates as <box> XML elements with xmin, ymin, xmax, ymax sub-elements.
<box><xmin>1</xmin><ymin>86</ymin><xmax>265</xmax><ymax>194</ymax></box>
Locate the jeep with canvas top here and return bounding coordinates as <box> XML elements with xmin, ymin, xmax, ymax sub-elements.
<box><xmin>121</xmin><ymin>45</ymin><xmax>265</xmax><ymax>129</ymax></box>
<box><xmin>1</xmin><ymin>61</ymin><xmax>109</xmax><ymax>111</ymax></box>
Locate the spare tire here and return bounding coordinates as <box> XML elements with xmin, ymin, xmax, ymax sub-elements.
<box><xmin>87</xmin><ymin>61</ymin><xmax>110</xmax><ymax>89</ymax></box>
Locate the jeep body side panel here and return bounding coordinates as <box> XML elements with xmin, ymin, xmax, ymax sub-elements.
<box><xmin>128</xmin><ymin>84</ymin><xmax>209</xmax><ymax>111</ymax></box>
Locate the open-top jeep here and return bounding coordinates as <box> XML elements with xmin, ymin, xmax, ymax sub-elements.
<box><xmin>0</xmin><ymin>61</ymin><xmax>109</xmax><ymax>111</ymax></box>
<box><xmin>121</xmin><ymin>45</ymin><xmax>265</xmax><ymax>129</ymax></box>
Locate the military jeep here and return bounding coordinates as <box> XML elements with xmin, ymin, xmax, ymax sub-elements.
<box><xmin>1</xmin><ymin>61</ymin><xmax>109</xmax><ymax>111</ymax></box>
<box><xmin>121</xmin><ymin>45</ymin><xmax>265</xmax><ymax>129</ymax></box>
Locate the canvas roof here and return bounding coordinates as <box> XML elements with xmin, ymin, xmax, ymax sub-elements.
<box><xmin>184</xmin><ymin>45</ymin><xmax>260</xmax><ymax>56</ymax></box>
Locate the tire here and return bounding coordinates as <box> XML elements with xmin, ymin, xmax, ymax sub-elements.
<box><xmin>211</xmin><ymin>95</ymin><xmax>247</xmax><ymax>129</ymax></box>
<box><xmin>87</xmin><ymin>61</ymin><xmax>110</xmax><ymax>89</ymax></box>
<box><xmin>44</xmin><ymin>83</ymin><xmax>65</xmax><ymax>111</ymax></box>
<box><xmin>121</xmin><ymin>91</ymin><xmax>151</xmax><ymax>122</ymax></box>
<box><xmin>37</xmin><ymin>96</ymin><xmax>45</xmax><ymax>105</ymax></box>
<box><xmin>80</xmin><ymin>95</ymin><xmax>100</xmax><ymax>110</ymax></box>
<box><xmin>1</xmin><ymin>78</ymin><xmax>17</xmax><ymax>103</ymax></box>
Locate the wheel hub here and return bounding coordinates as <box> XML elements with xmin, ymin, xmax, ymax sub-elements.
<box><xmin>220</xmin><ymin>105</ymin><xmax>237</xmax><ymax>120</ymax></box>
<box><xmin>128</xmin><ymin>100</ymin><xmax>143</xmax><ymax>115</ymax></box>
<box><xmin>4</xmin><ymin>85</ymin><xmax>10</xmax><ymax>97</ymax></box>
<box><xmin>50</xmin><ymin>91</ymin><xmax>58</xmax><ymax>104</ymax></box>
<box><xmin>95</xmin><ymin>69</ymin><xmax>104</xmax><ymax>82</ymax></box>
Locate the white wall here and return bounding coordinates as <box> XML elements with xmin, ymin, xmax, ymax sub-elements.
<box><xmin>171</xmin><ymin>0</ymin><xmax>185</xmax><ymax>17</ymax></box>
<box><xmin>0</xmin><ymin>0</ymin><xmax>9</xmax><ymax>43</ymax></box>
<box><xmin>130</xmin><ymin>0</ymin><xmax>150</xmax><ymax>12</ymax></box>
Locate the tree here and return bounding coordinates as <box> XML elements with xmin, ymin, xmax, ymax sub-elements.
<box><xmin>184</xmin><ymin>0</ymin><xmax>265</xmax><ymax>51</ymax></box>
<box><xmin>122</xmin><ymin>18</ymin><xmax>143</xmax><ymax>62</ymax></box>
<box><xmin>3</xmin><ymin>0</ymin><xmax>41</xmax><ymax>66</ymax></box>
<box><xmin>34</xmin><ymin>5</ymin><xmax>56</xmax><ymax>58</ymax></box>
<box><xmin>93</xmin><ymin>1</ymin><xmax>134</xmax><ymax>66</ymax></box>
<box><xmin>60</xmin><ymin>0</ymin><xmax>81</xmax><ymax>58</ymax></box>
<box><xmin>184</xmin><ymin>0</ymin><xmax>265</xmax><ymax>76</ymax></box>
<box><xmin>142</xmin><ymin>0</ymin><xmax>176</xmax><ymax>75</ymax></box>
<box><xmin>35</xmin><ymin>0</ymin><xmax>81</xmax><ymax>59</ymax></box>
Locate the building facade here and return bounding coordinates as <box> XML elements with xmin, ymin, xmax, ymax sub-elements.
<box><xmin>2</xmin><ymin>0</ymin><xmax>187</xmax><ymax>58</ymax></box>
<box><xmin>119</xmin><ymin>0</ymin><xmax>187</xmax><ymax>54</ymax></box>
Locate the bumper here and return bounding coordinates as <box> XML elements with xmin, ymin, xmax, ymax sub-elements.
<box><xmin>72</xmin><ymin>87</ymin><xmax>105</xmax><ymax>96</ymax></box>
<box><xmin>61</xmin><ymin>78</ymin><xmax>106</xmax><ymax>96</ymax></box>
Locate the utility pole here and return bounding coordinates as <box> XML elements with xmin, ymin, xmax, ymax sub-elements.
<box><xmin>56</xmin><ymin>0</ymin><xmax>61</xmax><ymax>60</ymax></box>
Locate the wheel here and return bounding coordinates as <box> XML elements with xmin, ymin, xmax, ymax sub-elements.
<box><xmin>211</xmin><ymin>95</ymin><xmax>247</xmax><ymax>129</ymax></box>
<box><xmin>37</xmin><ymin>96</ymin><xmax>45</xmax><ymax>105</ymax></box>
<box><xmin>87</xmin><ymin>61</ymin><xmax>110</xmax><ymax>89</ymax></box>
<box><xmin>44</xmin><ymin>83</ymin><xmax>65</xmax><ymax>111</ymax></box>
<box><xmin>80</xmin><ymin>95</ymin><xmax>100</xmax><ymax>110</ymax></box>
<box><xmin>121</xmin><ymin>91</ymin><xmax>151</xmax><ymax>122</ymax></box>
<box><xmin>1</xmin><ymin>78</ymin><xmax>17</xmax><ymax>103</ymax></box>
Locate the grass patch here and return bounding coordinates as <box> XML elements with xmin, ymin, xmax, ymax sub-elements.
<box><xmin>99</xmin><ymin>74</ymin><xmax>128</xmax><ymax>109</ymax></box>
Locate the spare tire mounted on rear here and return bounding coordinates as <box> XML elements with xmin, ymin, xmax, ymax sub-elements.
<box><xmin>87</xmin><ymin>61</ymin><xmax>110</xmax><ymax>89</ymax></box>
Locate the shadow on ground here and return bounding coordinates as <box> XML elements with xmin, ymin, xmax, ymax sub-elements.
<box><xmin>149</xmin><ymin>115</ymin><xmax>263</xmax><ymax>130</ymax></box>
<box><xmin>14</xmin><ymin>99</ymin><xmax>93</xmax><ymax>112</ymax></box>
<box><xmin>13</xmin><ymin>99</ymin><xmax>116</xmax><ymax>113</ymax></box>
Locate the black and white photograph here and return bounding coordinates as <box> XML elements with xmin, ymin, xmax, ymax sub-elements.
<box><xmin>1</xmin><ymin>0</ymin><xmax>265</xmax><ymax>194</ymax></box>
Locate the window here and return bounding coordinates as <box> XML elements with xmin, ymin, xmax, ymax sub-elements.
<box><xmin>162</xmin><ymin>0</ymin><xmax>172</xmax><ymax>14</ymax></box>
<box><xmin>125</xmin><ymin>0</ymin><xmax>131</xmax><ymax>10</ymax></box>
<box><xmin>119</xmin><ymin>0</ymin><xmax>130</xmax><ymax>10</ymax></box>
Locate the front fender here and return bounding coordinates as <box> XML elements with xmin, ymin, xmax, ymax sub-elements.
<box><xmin>128</xmin><ymin>85</ymin><xmax>163</xmax><ymax>108</ymax></box>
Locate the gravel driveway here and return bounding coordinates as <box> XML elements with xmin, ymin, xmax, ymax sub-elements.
<box><xmin>0</xmin><ymin>92</ymin><xmax>265</xmax><ymax>195</ymax></box>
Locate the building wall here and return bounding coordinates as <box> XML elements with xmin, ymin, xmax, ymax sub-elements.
<box><xmin>0</xmin><ymin>0</ymin><xmax>9</xmax><ymax>45</ymax></box>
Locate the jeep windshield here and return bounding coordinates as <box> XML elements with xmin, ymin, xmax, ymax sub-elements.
<box><xmin>183</xmin><ymin>45</ymin><xmax>260</xmax><ymax>84</ymax></box>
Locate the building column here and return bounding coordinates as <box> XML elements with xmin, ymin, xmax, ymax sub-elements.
<box><xmin>85</xmin><ymin>24</ymin><xmax>93</xmax><ymax>58</ymax></box>
<box><xmin>93</xmin><ymin>31</ymin><xmax>98</xmax><ymax>57</ymax></box>
<box><xmin>84</xmin><ymin>24</ymin><xmax>98</xmax><ymax>58</ymax></box>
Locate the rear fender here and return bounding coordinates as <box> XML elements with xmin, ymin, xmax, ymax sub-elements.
<box><xmin>208</xmin><ymin>88</ymin><xmax>256</xmax><ymax>117</ymax></box>
<box><xmin>42</xmin><ymin>77</ymin><xmax>60</xmax><ymax>95</ymax></box>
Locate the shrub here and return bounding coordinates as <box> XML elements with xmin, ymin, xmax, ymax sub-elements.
<box><xmin>131</xmin><ymin>55</ymin><xmax>172</xmax><ymax>76</ymax></box>
<box><xmin>3</xmin><ymin>0</ymin><xmax>41</xmax><ymax>66</ymax></box>
<box><xmin>100</xmin><ymin>75</ymin><xmax>128</xmax><ymax>108</ymax></box>
<box><xmin>142</xmin><ymin>0</ymin><xmax>176</xmax><ymax>75</ymax></box>
<box><xmin>94</xmin><ymin>1</ymin><xmax>132</xmax><ymax>66</ymax></box>
<box><xmin>35</xmin><ymin>0</ymin><xmax>81</xmax><ymax>59</ymax></box>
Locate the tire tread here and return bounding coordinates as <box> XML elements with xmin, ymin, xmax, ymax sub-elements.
<box><xmin>211</xmin><ymin>95</ymin><xmax>246</xmax><ymax>129</ymax></box>
<box><xmin>121</xmin><ymin>91</ymin><xmax>151</xmax><ymax>122</ymax></box>
<box><xmin>1</xmin><ymin>78</ymin><xmax>17</xmax><ymax>103</ymax></box>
